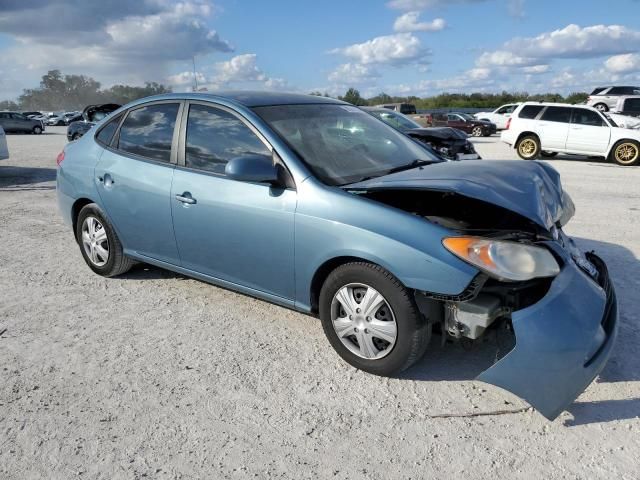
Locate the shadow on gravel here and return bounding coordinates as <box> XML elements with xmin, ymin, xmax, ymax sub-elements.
<box><xmin>0</xmin><ymin>166</ymin><xmax>57</xmax><ymax>188</ymax></box>
<box><xmin>118</xmin><ymin>263</ymin><xmax>185</xmax><ymax>281</ymax></box>
<box><xmin>565</xmin><ymin>398</ymin><xmax>640</xmax><ymax>426</ymax></box>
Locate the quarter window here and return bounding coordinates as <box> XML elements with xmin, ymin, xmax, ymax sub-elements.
<box><xmin>572</xmin><ymin>109</ymin><xmax>605</xmax><ymax>127</ymax></box>
<box><xmin>185</xmin><ymin>104</ymin><xmax>270</xmax><ymax>175</ymax></box>
<box><xmin>540</xmin><ymin>107</ymin><xmax>572</xmax><ymax>124</ymax></box>
<box><xmin>117</xmin><ymin>103</ymin><xmax>179</xmax><ymax>162</ymax></box>
<box><xmin>96</xmin><ymin>113</ymin><xmax>122</xmax><ymax>146</ymax></box>
<box><xmin>625</xmin><ymin>99</ymin><xmax>640</xmax><ymax>110</ymax></box>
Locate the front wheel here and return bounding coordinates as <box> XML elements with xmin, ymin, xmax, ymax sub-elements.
<box><xmin>594</xmin><ymin>103</ymin><xmax>609</xmax><ymax>112</ymax></box>
<box><xmin>32</xmin><ymin>126</ymin><xmax>42</xmax><ymax>135</ymax></box>
<box><xmin>516</xmin><ymin>135</ymin><xmax>540</xmax><ymax>160</ymax></box>
<box><xmin>76</xmin><ymin>204</ymin><xmax>135</xmax><ymax>277</ymax></box>
<box><xmin>610</xmin><ymin>140</ymin><xmax>640</xmax><ymax>166</ymax></box>
<box><xmin>471</xmin><ymin>126</ymin><xmax>484</xmax><ymax>137</ymax></box>
<box><xmin>319</xmin><ymin>262</ymin><xmax>431</xmax><ymax>376</ymax></box>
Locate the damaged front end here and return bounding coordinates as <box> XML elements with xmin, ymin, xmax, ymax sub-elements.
<box><xmin>346</xmin><ymin>161</ymin><xmax>617</xmax><ymax>419</ymax></box>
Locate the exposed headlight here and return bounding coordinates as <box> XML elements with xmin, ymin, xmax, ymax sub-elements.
<box><xmin>443</xmin><ymin>236</ymin><xmax>560</xmax><ymax>282</ymax></box>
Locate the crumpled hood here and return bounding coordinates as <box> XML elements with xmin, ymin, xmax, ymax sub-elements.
<box><xmin>346</xmin><ymin>160</ymin><xmax>574</xmax><ymax>230</ymax></box>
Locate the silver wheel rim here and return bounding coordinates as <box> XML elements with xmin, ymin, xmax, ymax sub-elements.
<box><xmin>595</xmin><ymin>104</ymin><xmax>607</xmax><ymax>112</ymax></box>
<box><xmin>472</xmin><ymin>126</ymin><xmax>482</xmax><ymax>136</ymax></box>
<box><xmin>81</xmin><ymin>216</ymin><xmax>109</xmax><ymax>267</ymax></box>
<box><xmin>331</xmin><ymin>283</ymin><xmax>397</xmax><ymax>360</ymax></box>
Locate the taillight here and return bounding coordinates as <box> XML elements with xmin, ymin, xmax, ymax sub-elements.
<box><xmin>56</xmin><ymin>150</ymin><xmax>65</xmax><ymax>166</ymax></box>
<box><xmin>505</xmin><ymin>118</ymin><xmax>512</xmax><ymax>130</ymax></box>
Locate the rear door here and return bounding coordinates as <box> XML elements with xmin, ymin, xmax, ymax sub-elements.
<box><xmin>0</xmin><ymin>126</ymin><xmax>8</xmax><ymax>160</ymax></box>
<box><xmin>95</xmin><ymin>101</ymin><xmax>182</xmax><ymax>265</ymax></box>
<box><xmin>536</xmin><ymin>106</ymin><xmax>571</xmax><ymax>150</ymax></box>
<box><xmin>170</xmin><ymin>101</ymin><xmax>296</xmax><ymax>300</ymax></box>
<box><xmin>565</xmin><ymin>109</ymin><xmax>611</xmax><ymax>154</ymax></box>
<box><xmin>447</xmin><ymin>114</ymin><xmax>467</xmax><ymax>131</ymax></box>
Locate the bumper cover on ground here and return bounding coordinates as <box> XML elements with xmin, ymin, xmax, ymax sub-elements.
<box><xmin>478</xmin><ymin>251</ymin><xmax>618</xmax><ymax>420</ymax></box>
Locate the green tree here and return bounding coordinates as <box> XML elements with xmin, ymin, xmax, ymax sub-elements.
<box><xmin>340</xmin><ymin>88</ymin><xmax>367</xmax><ymax>106</ymax></box>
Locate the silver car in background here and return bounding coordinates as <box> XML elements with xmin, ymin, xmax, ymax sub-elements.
<box><xmin>586</xmin><ymin>86</ymin><xmax>640</xmax><ymax>112</ymax></box>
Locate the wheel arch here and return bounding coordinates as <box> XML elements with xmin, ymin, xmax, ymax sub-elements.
<box><xmin>514</xmin><ymin>131</ymin><xmax>541</xmax><ymax>150</ymax></box>
<box><xmin>309</xmin><ymin>256</ymin><xmax>389</xmax><ymax>315</ymax></box>
<box><xmin>607</xmin><ymin>138</ymin><xmax>640</xmax><ymax>164</ymax></box>
<box><xmin>71</xmin><ymin>197</ymin><xmax>96</xmax><ymax>236</ymax></box>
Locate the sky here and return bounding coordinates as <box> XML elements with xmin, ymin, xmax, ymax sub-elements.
<box><xmin>1</xmin><ymin>0</ymin><xmax>640</xmax><ymax>100</ymax></box>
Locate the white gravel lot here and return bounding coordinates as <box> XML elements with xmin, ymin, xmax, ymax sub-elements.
<box><xmin>1</xmin><ymin>128</ymin><xmax>639</xmax><ymax>479</ymax></box>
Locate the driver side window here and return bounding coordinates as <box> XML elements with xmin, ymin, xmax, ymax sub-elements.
<box><xmin>185</xmin><ymin>104</ymin><xmax>271</xmax><ymax>175</ymax></box>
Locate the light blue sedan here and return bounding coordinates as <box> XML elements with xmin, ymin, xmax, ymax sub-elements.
<box><xmin>56</xmin><ymin>92</ymin><xmax>617</xmax><ymax>419</ymax></box>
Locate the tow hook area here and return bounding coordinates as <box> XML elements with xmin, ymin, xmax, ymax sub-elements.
<box><xmin>445</xmin><ymin>295</ymin><xmax>511</xmax><ymax>340</ymax></box>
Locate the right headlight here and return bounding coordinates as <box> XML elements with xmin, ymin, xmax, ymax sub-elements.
<box><xmin>443</xmin><ymin>236</ymin><xmax>560</xmax><ymax>282</ymax></box>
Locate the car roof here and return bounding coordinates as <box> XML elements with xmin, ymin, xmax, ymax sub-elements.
<box><xmin>127</xmin><ymin>91</ymin><xmax>348</xmax><ymax>108</ymax></box>
<box><xmin>520</xmin><ymin>101</ymin><xmax>597</xmax><ymax>109</ymax></box>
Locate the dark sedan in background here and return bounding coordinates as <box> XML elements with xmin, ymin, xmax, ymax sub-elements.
<box><xmin>364</xmin><ymin>107</ymin><xmax>481</xmax><ymax>161</ymax></box>
<box><xmin>432</xmin><ymin>112</ymin><xmax>496</xmax><ymax>137</ymax></box>
<box><xmin>67</xmin><ymin>103</ymin><xmax>120</xmax><ymax>141</ymax></box>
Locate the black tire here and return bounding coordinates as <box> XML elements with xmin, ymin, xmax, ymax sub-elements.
<box><xmin>609</xmin><ymin>140</ymin><xmax>640</xmax><ymax>166</ymax></box>
<box><xmin>75</xmin><ymin>203</ymin><xmax>134</xmax><ymax>277</ymax></box>
<box><xmin>32</xmin><ymin>126</ymin><xmax>42</xmax><ymax>135</ymax></box>
<box><xmin>593</xmin><ymin>103</ymin><xmax>609</xmax><ymax>112</ymax></box>
<box><xmin>516</xmin><ymin>134</ymin><xmax>541</xmax><ymax>160</ymax></box>
<box><xmin>319</xmin><ymin>262</ymin><xmax>431</xmax><ymax>376</ymax></box>
<box><xmin>540</xmin><ymin>151</ymin><xmax>558</xmax><ymax>158</ymax></box>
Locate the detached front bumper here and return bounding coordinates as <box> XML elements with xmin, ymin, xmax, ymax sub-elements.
<box><xmin>478</xmin><ymin>249</ymin><xmax>618</xmax><ymax>420</ymax></box>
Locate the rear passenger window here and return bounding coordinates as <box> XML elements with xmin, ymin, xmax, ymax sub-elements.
<box><xmin>540</xmin><ymin>107</ymin><xmax>572</xmax><ymax>123</ymax></box>
<box><xmin>572</xmin><ymin>109</ymin><xmax>605</xmax><ymax>127</ymax></box>
<box><xmin>118</xmin><ymin>103</ymin><xmax>179</xmax><ymax>162</ymax></box>
<box><xmin>185</xmin><ymin>104</ymin><xmax>270</xmax><ymax>175</ymax></box>
<box><xmin>518</xmin><ymin>105</ymin><xmax>544</xmax><ymax>119</ymax></box>
<box><xmin>96</xmin><ymin>114</ymin><xmax>122</xmax><ymax>146</ymax></box>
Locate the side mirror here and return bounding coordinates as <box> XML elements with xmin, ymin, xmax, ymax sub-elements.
<box><xmin>225</xmin><ymin>154</ymin><xmax>282</xmax><ymax>186</ymax></box>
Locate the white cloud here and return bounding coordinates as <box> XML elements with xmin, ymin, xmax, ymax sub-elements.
<box><xmin>476</xmin><ymin>50</ymin><xmax>536</xmax><ymax>67</ymax></box>
<box><xmin>504</xmin><ymin>24</ymin><xmax>640</xmax><ymax>59</ymax></box>
<box><xmin>393</xmin><ymin>12</ymin><xmax>446</xmax><ymax>32</ymax></box>
<box><xmin>507</xmin><ymin>0</ymin><xmax>526</xmax><ymax>18</ymax></box>
<box><xmin>605</xmin><ymin>53</ymin><xmax>640</xmax><ymax>74</ymax></box>
<box><xmin>330</xmin><ymin>33</ymin><xmax>428</xmax><ymax>66</ymax></box>
<box><xmin>167</xmin><ymin>71</ymin><xmax>207</xmax><ymax>88</ymax></box>
<box><xmin>209</xmin><ymin>54</ymin><xmax>289</xmax><ymax>91</ymax></box>
<box><xmin>387</xmin><ymin>0</ymin><xmax>488</xmax><ymax>10</ymax></box>
<box><xmin>522</xmin><ymin>64</ymin><xmax>550</xmax><ymax>74</ymax></box>
<box><xmin>328</xmin><ymin>63</ymin><xmax>380</xmax><ymax>83</ymax></box>
<box><xmin>0</xmin><ymin>1</ymin><xmax>233</xmax><ymax>99</ymax></box>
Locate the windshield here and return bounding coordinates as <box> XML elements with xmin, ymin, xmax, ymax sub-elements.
<box><xmin>253</xmin><ymin>104</ymin><xmax>440</xmax><ymax>185</ymax></box>
<box><xmin>604</xmin><ymin>114</ymin><xmax>618</xmax><ymax>128</ymax></box>
<box><xmin>367</xmin><ymin>109</ymin><xmax>422</xmax><ymax>131</ymax></box>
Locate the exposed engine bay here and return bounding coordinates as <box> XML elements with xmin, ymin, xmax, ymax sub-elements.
<box><xmin>357</xmin><ymin>188</ymin><xmax>556</xmax><ymax>342</ymax></box>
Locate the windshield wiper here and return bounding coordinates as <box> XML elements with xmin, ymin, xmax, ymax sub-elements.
<box><xmin>385</xmin><ymin>159</ymin><xmax>435</xmax><ymax>175</ymax></box>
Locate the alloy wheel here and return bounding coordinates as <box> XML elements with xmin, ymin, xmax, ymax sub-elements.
<box><xmin>472</xmin><ymin>126</ymin><xmax>483</xmax><ymax>137</ymax></box>
<box><xmin>518</xmin><ymin>139</ymin><xmax>537</xmax><ymax>158</ymax></box>
<box><xmin>614</xmin><ymin>143</ymin><xmax>639</xmax><ymax>165</ymax></box>
<box><xmin>331</xmin><ymin>283</ymin><xmax>397</xmax><ymax>360</ymax></box>
<box><xmin>81</xmin><ymin>216</ymin><xmax>109</xmax><ymax>267</ymax></box>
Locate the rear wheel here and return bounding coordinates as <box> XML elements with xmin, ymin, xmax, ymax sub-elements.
<box><xmin>76</xmin><ymin>203</ymin><xmax>134</xmax><ymax>277</ymax></box>
<box><xmin>319</xmin><ymin>262</ymin><xmax>431</xmax><ymax>376</ymax></box>
<box><xmin>471</xmin><ymin>126</ymin><xmax>483</xmax><ymax>137</ymax></box>
<box><xmin>32</xmin><ymin>126</ymin><xmax>42</xmax><ymax>135</ymax></box>
<box><xmin>516</xmin><ymin>135</ymin><xmax>540</xmax><ymax>160</ymax></box>
<box><xmin>594</xmin><ymin>103</ymin><xmax>609</xmax><ymax>112</ymax></box>
<box><xmin>610</xmin><ymin>140</ymin><xmax>640</xmax><ymax>166</ymax></box>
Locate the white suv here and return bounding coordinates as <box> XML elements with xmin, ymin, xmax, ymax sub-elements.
<box><xmin>501</xmin><ymin>102</ymin><xmax>640</xmax><ymax>166</ymax></box>
<box><xmin>474</xmin><ymin>103</ymin><xmax>520</xmax><ymax>130</ymax></box>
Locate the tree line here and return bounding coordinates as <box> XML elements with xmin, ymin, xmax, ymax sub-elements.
<box><xmin>312</xmin><ymin>88</ymin><xmax>589</xmax><ymax>109</ymax></box>
<box><xmin>0</xmin><ymin>70</ymin><xmax>172</xmax><ymax>112</ymax></box>
<box><xmin>0</xmin><ymin>72</ymin><xmax>590</xmax><ymax>112</ymax></box>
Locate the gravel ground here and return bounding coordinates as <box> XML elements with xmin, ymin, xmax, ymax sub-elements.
<box><xmin>1</xmin><ymin>128</ymin><xmax>639</xmax><ymax>479</ymax></box>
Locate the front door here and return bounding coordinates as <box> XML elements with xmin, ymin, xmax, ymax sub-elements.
<box><xmin>171</xmin><ymin>102</ymin><xmax>296</xmax><ymax>300</ymax></box>
<box><xmin>95</xmin><ymin>101</ymin><xmax>182</xmax><ymax>264</ymax></box>
<box><xmin>565</xmin><ymin>109</ymin><xmax>611</xmax><ymax>154</ymax></box>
